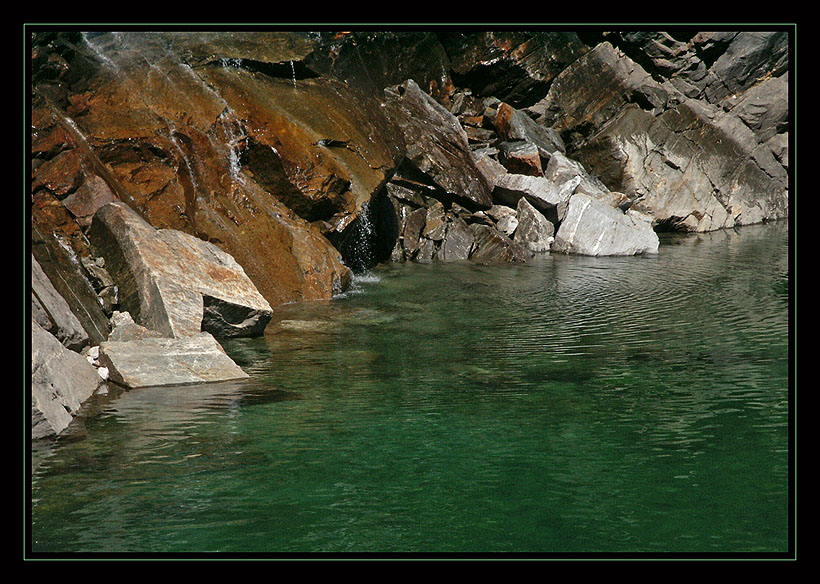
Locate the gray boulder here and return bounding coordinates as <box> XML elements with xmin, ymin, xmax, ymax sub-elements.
<box><xmin>89</xmin><ymin>202</ymin><xmax>273</xmax><ymax>339</ymax></box>
<box><xmin>439</xmin><ymin>218</ymin><xmax>475</xmax><ymax>261</ymax></box>
<box><xmin>31</xmin><ymin>319</ymin><xmax>102</xmax><ymax>439</ymax></box>
<box><xmin>553</xmin><ymin>193</ymin><xmax>659</xmax><ymax>256</ymax></box>
<box><xmin>514</xmin><ymin>197</ymin><xmax>555</xmax><ymax>253</ymax></box>
<box><xmin>98</xmin><ymin>332</ymin><xmax>249</xmax><ymax>389</ymax></box>
<box><xmin>493</xmin><ymin>173</ymin><xmax>574</xmax><ymax>221</ymax></box>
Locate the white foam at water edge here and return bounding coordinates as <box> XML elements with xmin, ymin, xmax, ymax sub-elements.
<box><xmin>353</xmin><ymin>273</ymin><xmax>381</xmax><ymax>284</ymax></box>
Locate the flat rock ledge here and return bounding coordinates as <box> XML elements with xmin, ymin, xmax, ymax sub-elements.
<box><xmin>98</xmin><ymin>332</ymin><xmax>249</xmax><ymax>389</ymax></box>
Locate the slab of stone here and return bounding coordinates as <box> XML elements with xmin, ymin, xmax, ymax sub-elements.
<box><xmin>98</xmin><ymin>332</ymin><xmax>249</xmax><ymax>389</ymax></box>
<box><xmin>493</xmin><ymin>173</ymin><xmax>574</xmax><ymax>220</ymax></box>
<box><xmin>31</xmin><ymin>255</ymin><xmax>88</xmax><ymax>351</ymax></box>
<box><xmin>31</xmin><ymin>319</ymin><xmax>102</xmax><ymax>439</ymax></box>
<box><xmin>383</xmin><ymin>79</ymin><xmax>493</xmax><ymax>210</ymax></box>
<box><xmin>514</xmin><ymin>197</ymin><xmax>555</xmax><ymax>253</ymax></box>
<box><xmin>439</xmin><ymin>218</ymin><xmax>475</xmax><ymax>261</ymax></box>
<box><xmin>469</xmin><ymin>224</ymin><xmax>530</xmax><ymax>263</ymax></box>
<box><xmin>89</xmin><ymin>202</ymin><xmax>273</xmax><ymax>339</ymax></box>
<box><xmin>553</xmin><ymin>193</ymin><xmax>659</xmax><ymax>256</ymax></box>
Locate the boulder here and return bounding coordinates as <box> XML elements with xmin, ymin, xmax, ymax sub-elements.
<box><xmin>499</xmin><ymin>140</ymin><xmax>543</xmax><ymax>176</ymax></box>
<box><xmin>553</xmin><ymin>193</ymin><xmax>659</xmax><ymax>256</ymax></box>
<box><xmin>469</xmin><ymin>223</ymin><xmax>530</xmax><ymax>263</ymax></box>
<box><xmin>31</xmin><ymin>255</ymin><xmax>88</xmax><ymax>351</ymax></box>
<box><xmin>514</xmin><ymin>197</ymin><xmax>555</xmax><ymax>253</ymax></box>
<box><xmin>493</xmin><ymin>173</ymin><xmax>574</xmax><ymax>222</ymax></box>
<box><xmin>439</xmin><ymin>218</ymin><xmax>475</xmax><ymax>261</ymax></box>
<box><xmin>383</xmin><ymin>79</ymin><xmax>493</xmax><ymax>210</ymax></box>
<box><xmin>98</xmin><ymin>332</ymin><xmax>249</xmax><ymax>388</ymax></box>
<box><xmin>486</xmin><ymin>205</ymin><xmax>519</xmax><ymax>236</ymax></box>
<box><xmin>494</xmin><ymin>103</ymin><xmax>565</xmax><ymax>161</ymax></box>
<box><xmin>89</xmin><ymin>201</ymin><xmax>273</xmax><ymax>339</ymax></box>
<box><xmin>31</xmin><ymin>319</ymin><xmax>102</xmax><ymax>439</ymax></box>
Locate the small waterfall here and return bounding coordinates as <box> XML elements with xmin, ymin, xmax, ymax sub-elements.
<box><xmin>334</xmin><ymin>190</ymin><xmax>399</xmax><ymax>274</ymax></box>
<box><xmin>290</xmin><ymin>60</ymin><xmax>297</xmax><ymax>89</ymax></box>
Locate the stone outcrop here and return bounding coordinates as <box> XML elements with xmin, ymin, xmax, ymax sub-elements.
<box><xmin>89</xmin><ymin>201</ymin><xmax>273</xmax><ymax>339</ymax></box>
<box><xmin>531</xmin><ymin>39</ymin><xmax>788</xmax><ymax>232</ymax></box>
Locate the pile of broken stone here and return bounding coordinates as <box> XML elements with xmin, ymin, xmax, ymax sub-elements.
<box><xmin>377</xmin><ymin>79</ymin><xmax>659</xmax><ymax>266</ymax></box>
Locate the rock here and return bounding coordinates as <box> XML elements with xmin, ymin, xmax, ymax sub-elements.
<box><xmin>494</xmin><ymin>102</ymin><xmax>565</xmax><ymax>161</ymax></box>
<box><xmin>31</xmin><ymin>319</ymin><xmax>102</xmax><ymax>439</ymax></box>
<box><xmin>107</xmin><ymin>311</ymin><xmax>165</xmax><ymax>342</ymax></box>
<box><xmin>553</xmin><ymin>193</ymin><xmax>659</xmax><ymax>256</ymax></box>
<box><xmin>469</xmin><ymin>223</ymin><xmax>530</xmax><ymax>263</ymax></box>
<box><xmin>486</xmin><ymin>205</ymin><xmax>519</xmax><ymax>236</ymax></box>
<box><xmin>383</xmin><ymin>79</ymin><xmax>493</xmax><ymax>210</ymax></box>
<box><xmin>544</xmin><ymin>151</ymin><xmax>610</xmax><ymax>200</ymax></box>
<box><xmin>89</xmin><ymin>202</ymin><xmax>273</xmax><ymax>339</ymax></box>
<box><xmin>402</xmin><ymin>206</ymin><xmax>428</xmax><ymax>258</ymax></box>
<box><xmin>499</xmin><ymin>141</ymin><xmax>543</xmax><ymax>176</ymax></box>
<box><xmin>98</xmin><ymin>332</ymin><xmax>249</xmax><ymax>389</ymax></box>
<box><xmin>728</xmin><ymin>73</ymin><xmax>788</xmax><ymax>142</ymax></box>
<box><xmin>31</xmin><ymin>255</ymin><xmax>89</xmax><ymax>351</ymax></box>
<box><xmin>514</xmin><ymin>197</ymin><xmax>555</xmax><ymax>253</ymax></box>
<box><xmin>422</xmin><ymin>201</ymin><xmax>448</xmax><ymax>241</ymax></box>
<box><xmin>439</xmin><ymin>218</ymin><xmax>474</xmax><ymax>261</ymax></box>
<box><xmin>32</xmin><ymin>228</ymin><xmax>111</xmax><ymax>346</ymax></box>
<box><xmin>438</xmin><ymin>31</ymin><xmax>589</xmax><ymax>107</ymax></box>
<box><xmin>60</xmin><ymin>174</ymin><xmax>115</xmax><ymax>227</ymax></box>
<box><xmin>472</xmin><ymin>149</ymin><xmax>509</xmax><ymax>187</ymax></box>
<box><xmin>492</xmin><ymin>174</ymin><xmax>573</xmax><ymax>222</ymax></box>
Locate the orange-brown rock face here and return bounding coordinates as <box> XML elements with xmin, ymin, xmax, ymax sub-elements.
<box><xmin>30</xmin><ymin>31</ymin><xmax>411</xmax><ymax>306</ymax></box>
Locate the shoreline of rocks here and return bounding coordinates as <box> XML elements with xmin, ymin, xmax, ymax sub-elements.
<box><xmin>29</xmin><ymin>30</ymin><xmax>790</xmax><ymax>440</ymax></box>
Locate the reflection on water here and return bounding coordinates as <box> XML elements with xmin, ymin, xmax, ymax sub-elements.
<box><xmin>30</xmin><ymin>223</ymin><xmax>790</xmax><ymax>554</ymax></box>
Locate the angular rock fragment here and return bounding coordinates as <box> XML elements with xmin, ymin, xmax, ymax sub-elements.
<box><xmin>514</xmin><ymin>197</ymin><xmax>555</xmax><ymax>253</ymax></box>
<box><xmin>98</xmin><ymin>332</ymin><xmax>249</xmax><ymax>388</ymax></box>
<box><xmin>439</xmin><ymin>218</ymin><xmax>474</xmax><ymax>261</ymax></box>
<box><xmin>89</xmin><ymin>202</ymin><xmax>272</xmax><ymax>339</ymax></box>
<box><xmin>32</xmin><ymin>255</ymin><xmax>89</xmax><ymax>351</ymax></box>
<box><xmin>499</xmin><ymin>140</ymin><xmax>543</xmax><ymax>176</ymax></box>
<box><xmin>31</xmin><ymin>319</ymin><xmax>102</xmax><ymax>439</ymax></box>
<box><xmin>553</xmin><ymin>194</ymin><xmax>659</xmax><ymax>256</ymax></box>
<box><xmin>469</xmin><ymin>223</ymin><xmax>530</xmax><ymax>263</ymax></box>
<box><xmin>493</xmin><ymin>173</ymin><xmax>574</xmax><ymax>222</ymax></box>
<box><xmin>383</xmin><ymin>79</ymin><xmax>493</xmax><ymax>210</ymax></box>
<box><xmin>486</xmin><ymin>205</ymin><xmax>519</xmax><ymax>236</ymax></box>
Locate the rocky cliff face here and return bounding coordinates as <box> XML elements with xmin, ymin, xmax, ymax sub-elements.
<box><xmin>28</xmin><ymin>28</ymin><xmax>790</xmax><ymax>438</ymax></box>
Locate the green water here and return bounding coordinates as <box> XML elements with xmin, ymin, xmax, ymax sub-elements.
<box><xmin>29</xmin><ymin>222</ymin><xmax>791</xmax><ymax>556</ymax></box>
